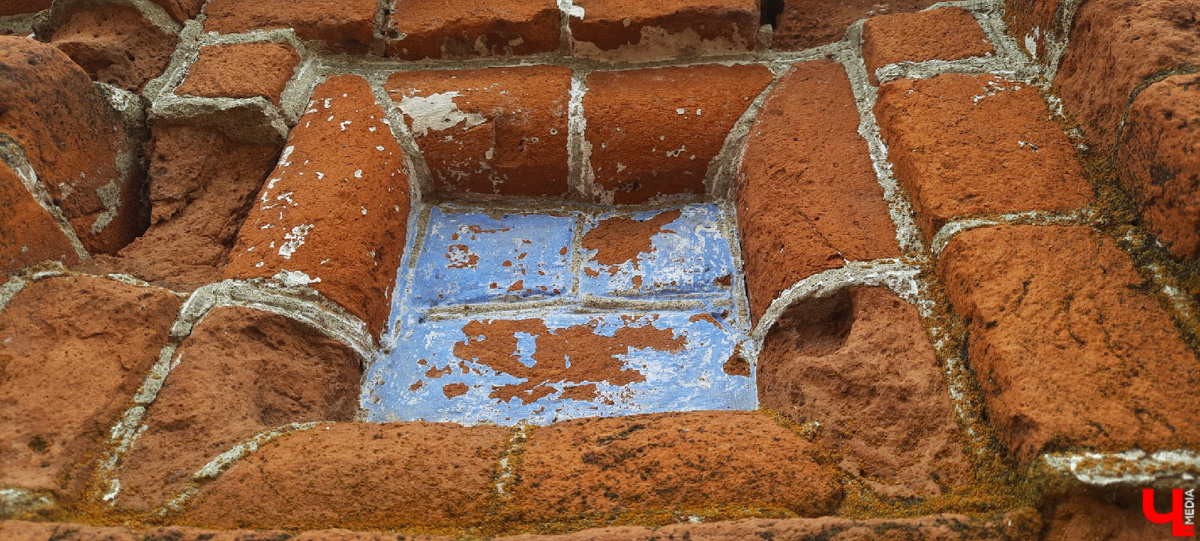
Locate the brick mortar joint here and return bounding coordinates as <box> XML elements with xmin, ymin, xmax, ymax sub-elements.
<box><xmin>0</xmin><ymin>136</ymin><xmax>91</xmax><ymax>261</ymax></box>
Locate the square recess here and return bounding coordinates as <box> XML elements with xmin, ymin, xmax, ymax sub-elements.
<box><xmin>362</xmin><ymin>202</ymin><xmax>753</xmax><ymax>425</ymax></box>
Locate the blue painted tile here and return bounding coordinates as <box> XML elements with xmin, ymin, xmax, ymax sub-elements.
<box><xmin>362</xmin><ymin>308</ymin><xmax>753</xmax><ymax>426</ymax></box>
<box><xmin>579</xmin><ymin>204</ymin><xmax>735</xmax><ymax>299</ymax></box>
<box><xmin>409</xmin><ymin>208</ymin><xmax>577</xmax><ymax>307</ymax></box>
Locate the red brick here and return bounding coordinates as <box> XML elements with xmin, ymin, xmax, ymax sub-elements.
<box><xmin>80</xmin><ymin>124</ymin><xmax>279</xmax><ymax>290</ymax></box>
<box><xmin>48</xmin><ymin>4</ymin><xmax>176</xmax><ymax>92</ymax></box>
<box><xmin>759</xmin><ymin>287</ymin><xmax>972</xmax><ymax>497</ymax></box>
<box><xmin>385</xmin><ymin>0</ymin><xmax>560</xmax><ymax>60</ymax></box>
<box><xmin>386</xmin><ymin>66</ymin><xmax>572</xmax><ymax>198</ymax></box>
<box><xmin>585</xmin><ymin>63</ymin><xmax>773</xmax><ymax>204</ymax></box>
<box><xmin>0</xmin><ymin>0</ymin><xmax>49</xmax><ymax>17</ymax></box>
<box><xmin>182</xmin><ymin>422</ymin><xmax>507</xmax><ymax>530</ymax></box>
<box><xmin>1118</xmin><ymin>73</ymin><xmax>1200</xmax><ymax>260</ymax></box>
<box><xmin>0</xmin><ymin>36</ymin><xmax>146</xmax><ymax>254</ymax></box>
<box><xmin>1044</xmin><ymin>494</ymin><xmax>1173</xmax><ymax>540</ymax></box>
<box><xmin>203</xmin><ymin>0</ymin><xmax>376</xmax><ymax>54</ymax></box>
<box><xmin>0</xmin><ymin>276</ymin><xmax>180</xmax><ymax>503</ymax></box>
<box><xmin>175</xmin><ymin>42</ymin><xmax>301</xmax><ymax>106</ymax></box>
<box><xmin>861</xmin><ymin>8</ymin><xmax>994</xmax><ymax>85</ymax></box>
<box><xmin>938</xmin><ymin>225</ymin><xmax>1200</xmax><ymax>461</ymax></box>
<box><xmin>875</xmin><ymin>74</ymin><xmax>1093</xmax><ymax>239</ymax></box>
<box><xmin>570</xmin><ymin>0</ymin><xmax>758</xmax><ymax>57</ymax></box>
<box><xmin>116</xmin><ymin>306</ymin><xmax>361</xmax><ymax>512</ymax></box>
<box><xmin>148</xmin><ymin>0</ymin><xmax>205</xmax><ymax>23</ymax></box>
<box><xmin>1003</xmin><ymin>0</ymin><xmax>1066</xmax><ymax>62</ymax></box>
<box><xmin>514</xmin><ymin>411</ymin><xmax>842</xmax><ymax>520</ymax></box>
<box><xmin>736</xmin><ymin>61</ymin><xmax>899</xmax><ymax>322</ymax></box>
<box><xmin>1054</xmin><ymin>0</ymin><xmax>1200</xmax><ymax>149</ymax></box>
<box><xmin>774</xmin><ymin>0</ymin><xmax>939</xmax><ymax>50</ymax></box>
<box><xmin>0</xmin><ymin>161</ymin><xmax>78</xmax><ymax>274</ymax></box>
<box><xmin>223</xmin><ymin>75</ymin><xmax>410</xmax><ymax>335</ymax></box>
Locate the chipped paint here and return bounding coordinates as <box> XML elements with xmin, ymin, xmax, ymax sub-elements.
<box><xmin>397</xmin><ymin>91</ymin><xmax>487</xmax><ymax>137</ymax></box>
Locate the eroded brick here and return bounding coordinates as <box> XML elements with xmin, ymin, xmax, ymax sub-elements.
<box><xmin>737</xmin><ymin>60</ymin><xmax>899</xmax><ymax>322</ymax></box>
<box><xmin>1118</xmin><ymin>73</ymin><xmax>1200</xmax><ymax>260</ymax></box>
<box><xmin>570</xmin><ymin>0</ymin><xmax>759</xmax><ymax>59</ymax></box>
<box><xmin>223</xmin><ymin>75</ymin><xmax>410</xmax><ymax>335</ymax></box>
<box><xmin>48</xmin><ymin>4</ymin><xmax>176</xmax><ymax>92</ymax></box>
<box><xmin>1054</xmin><ymin>0</ymin><xmax>1200</xmax><ymax>149</ymax></box>
<box><xmin>1044</xmin><ymin>493</ymin><xmax>1174</xmax><ymax>540</ymax></box>
<box><xmin>0</xmin><ymin>0</ymin><xmax>50</xmax><ymax>17</ymax></box>
<box><xmin>80</xmin><ymin>124</ymin><xmax>280</xmax><ymax>290</ymax></box>
<box><xmin>585</xmin><ymin>63</ymin><xmax>773</xmax><ymax>204</ymax></box>
<box><xmin>175</xmin><ymin>42</ymin><xmax>301</xmax><ymax>106</ymax></box>
<box><xmin>1003</xmin><ymin>0</ymin><xmax>1066</xmax><ymax>62</ymax></box>
<box><xmin>759</xmin><ymin>287</ymin><xmax>972</xmax><ymax>497</ymax></box>
<box><xmin>513</xmin><ymin>411</ymin><xmax>842</xmax><ymax>520</ymax></box>
<box><xmin>115</xmin><ymin>306</ymin><xmax>361</xmax><ymax>512</ymax></box>
<box><xmin>0</xmin><ymin>276</ymin><xmax>180</xmax><ymax>503</ymax></box>
<box><xmin>875</xmin><ymin>74</ymin><xmax>1093</xmax><ymax>239</ymax></box>
<box><xmin>203</xmin><ymin>0</ymin><xmax>376</xmax><ymax>54</ymax></box>
<box><xmin>148</xmin><ymin>0</ymin><xmax>205</xmax><ymax>23</ymax></box>
<box><xmin>386</xmin><ymin>66</ymin><xmax>571</xmax><ymax>198</ymax></box>
<box><xmin>0</xmin><ymin>161</ymin><xmax>78</xmax><ymax>274</ymax></box>
<box><xmin>861</xmin><ymin>8</ymin><xmax>994</xmax><ymax>85</ymax></box>
<box><xmin>386</xmin><ymin>0</ymin><xmax>560</xmax><ymax>60</ymax></box>
<box><xmin>0</xmin><ymin>36</ymin><xmax>145</xmax><ymax>255</ymax></box>
<box><xmin>181</xmin><ymin>422</ymin><xmax>507</xmax><ymax>529</ymax></box>
<box><xmin>939</xmin><ymin>225</ymin><xmax>1200</xmax><ymax>461</ymax></box>
<box><xmin>774</xmin><ymin>0</ymin><xmax>939</xmax><ymax>50</ymax></box>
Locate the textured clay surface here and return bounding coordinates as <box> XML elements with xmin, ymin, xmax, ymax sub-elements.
<box><xmin>175</xmin><ymin>42</ymin><xmax>301</xmax><ymax>106</ymax></box>
<box><xmin>758</xmin><ymin>287</ymin><xmax>972</xmax><ymax>497</ymax></box>
<box><xmin>182</xmin><ymin>422</ymin><xmax>508</xmax><ymax>530</ymax></box>
<box><xmin>875</xmin><ymin>74</ymin><xmax>1093</xmax><ymax>238</ymax></box>
<box><xmin>1054</xmin><ymin>0</ymin><xmax>1200</xmax><ymax>149</ymax></box>
<box><xmin>0</xmin><ymin>161</ymin><xmax>78</xmax><ymax>273</ymax></box>
<box><xmin>147</xmin><ymin>0</ymin><xmax>206</xmax><ymax>23</ymax></box>
<box><xmin>223</xmin><ymin>75</ymin><xmax>410</xmax><ymax>335</ymax></box>
<box><xmin>203</xmin><ymin>0</ymin><xmax>377</xmax><ymax>54</ymax></box>
<box><xmin>773</xmin><ymin>0</ymin><xmax>940</xmax><ymax>50</ymax></box>
<box><xmin>48</xmin><ymin>4</ymin><xmax>176</xmax><ymax>92</ymax></box>
<box><xmin>570</xmin><ymin>0</ymin><xmax>759</xmax><ymax>55</ymax></box>
<box><xmin>386</xmin><ymin>0</ymin><xmax>560</xmax><ymax>60</ymax></box>
<box><xmin>861</xmin><ymin>8</ymin><xmax>994</xmax><ymax>84</ymax></box>
<box><xmin>0</xmin><ymin>512</ymin><xmax>1043</xmax><ymax>540</ymax></box>
<box><xmin>584</xmin><ymin>64</ymin><xmax>773</xmax><ymax>204</ymax></box>
<box><xmin>737</xmin><ymin>61</ymin><xmax>899</xmax><ymax>322</ymax></box>
<box><xmin>1118</xmin><ymin>73</ymin><xmax>1200</xmax><ymax>260</ymax></box>
<box><xmin>0</xmin><ymin>36</ymin><xmax>144</xmax><ymax>255</ymax></box>
<box><xmin>1003</xmin><ymin>0</ymin><xmax>1065</xmax><ymax>61</ymax></box>
<box><xmin>1043</xmin><ymin>494</ymin><xmax>1172</xmax><ymax>540</ymax></box>
<box><xmin>80</xmin><ymin>124</ymin><xmax>280</xmax><ymax>290</ymax></box>
<box><xmin>116</xmin><ymin>306</ymin><xmax>361</xmax><ymax>513</ymax></box>
<box><xmin>514</xmin><ymin>411</ymin><xmax>842</xmax><ymax>520</ymax></box>
<box><xmin>939</xmin><ymin>225</ymin><xmax>1200</xmax><ymax>461</ymax></box>
<box><xmin>0</xmin><ymin>0</ymin><xmax>50</xmax><ymax>17</ymax></box>
<box><xmin>0</xmin><ymin>277</ymin><xmax>179</xmax><ymax>502</ymax></box>
<box><xmin>387</xmin><ymin>66</ymin><xmax>572</xmax><ymax>198</ymax></box>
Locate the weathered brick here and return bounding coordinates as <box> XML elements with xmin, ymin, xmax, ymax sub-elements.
<box><xmin>875</xmin><ymin>74</ymin><xmax>1093</xmax><ymax>239</ymax></box>
<box><xmin>175</xmin><ymin>42</ymin><xmax>301</xmax><ymax>106</ymax></box>
<box><xmin>736</xmin><ymin>60</ymin><xmax>899</xmax><ymax>322</ymax></box>
<box><xmin>0</xmin><ymin>161</ymin><xmax>78</xmax><ymax>274</ymax></box>
<box><xmin>939</xmin><ymin>225</ymin><xmax>1200</xmax><ymax>461</ymax></box>
<box><xmin>1118</xmin><ymin>73</ymin><xmax>1200</xmax><ymax>260</ymax></box>
<box><xmin>148</xmin><ymin>0</ymin><xmax>205</xmax><ymax>23</ymax></box>
<box><xmin>47</xmin><ymin>4</ymin><xmax>176</xmax><ymax>92</ymax></box>
<box><xmin>116</xmin><ymin>306</ymin><xmax>361</xmax><ymax>512</ymax></box>
<box><xmin>223</xmin><ymin>75</ymin><xmax>410</xmax><ymax>335</ymax></box>
<box><xmin>774</xmin><ymin>0</ymin><xmax>939</xmax><ymax>50</ymax></box>
<box><xmin>385</xmin><ymin>0</ymin><xmax>560</xmax><ymax>60</ymax></box>
<box><xmin>585</xmin><ymin>63</ymin><xmax>773</xmax><ymax>204</ymax></box>
<box><xmin>80</xmin><ymin>124</ymin><xmax>279</xmax><ymax>290</ymax></box>
<box><xmin>570</xmin><ymin>0</ymin><xmax>758</xmax><ymax>58</ymax></box>
<box><xmin>1054</xmin><ymin>0</ymin><xmax>1200</xmax><ymax>149</ymax></box>
<box><xmin>0</xmin><ymin>0</ymin><xmax>49</xmax><ymax>17</ymax></box>
<box><xmin>1044</xmin><ymin>493</ymin><xmax>1174</xmax><ymax>540</ymax></box>
<box><xmin>181</xmin><ymin>422</ymin><xmax>507</xmax><ymax>530</ymax></box>
<box><xmin>0</xmin><ymin>36</ymin><xmax>146</xmax><ymax>254</ymax></box>
<box><xmin>514</xmin><ymin>411</ymin><xmax>842</xmax><ymax>520</ymax></box>
<box><xmin>1003</xmin><ymin>0</ymin><xmax>1067</xmax><ymax>62</ymax></box>
<box><xmin>203</xmin><ymin>0</ymin><xmax>376</xmax><ymax>54</ymax></box>
<box><xmin>861</xmin><ymin>8</ymin><xmax>994</xmax><ymax>85</ymax></box>
<box><xmin>0</xmin><ymin>276</ymin><xmax>180</xmax><ymax>503</ymax></box>
<box><xmin>759</xmin><ymin>287</ymin><xmax>972</xmax><ymax>497</ymax></box>
<box><xmin>386</xmin><ymin>66</ymin><xmax>572</xmax><ymax>198</ymax></box>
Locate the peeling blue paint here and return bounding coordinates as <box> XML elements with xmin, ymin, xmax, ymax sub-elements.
<box><xmin>363</xmin><ymin>202</ymin><xmax>754</xmax><ymax>426</ymax></box>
